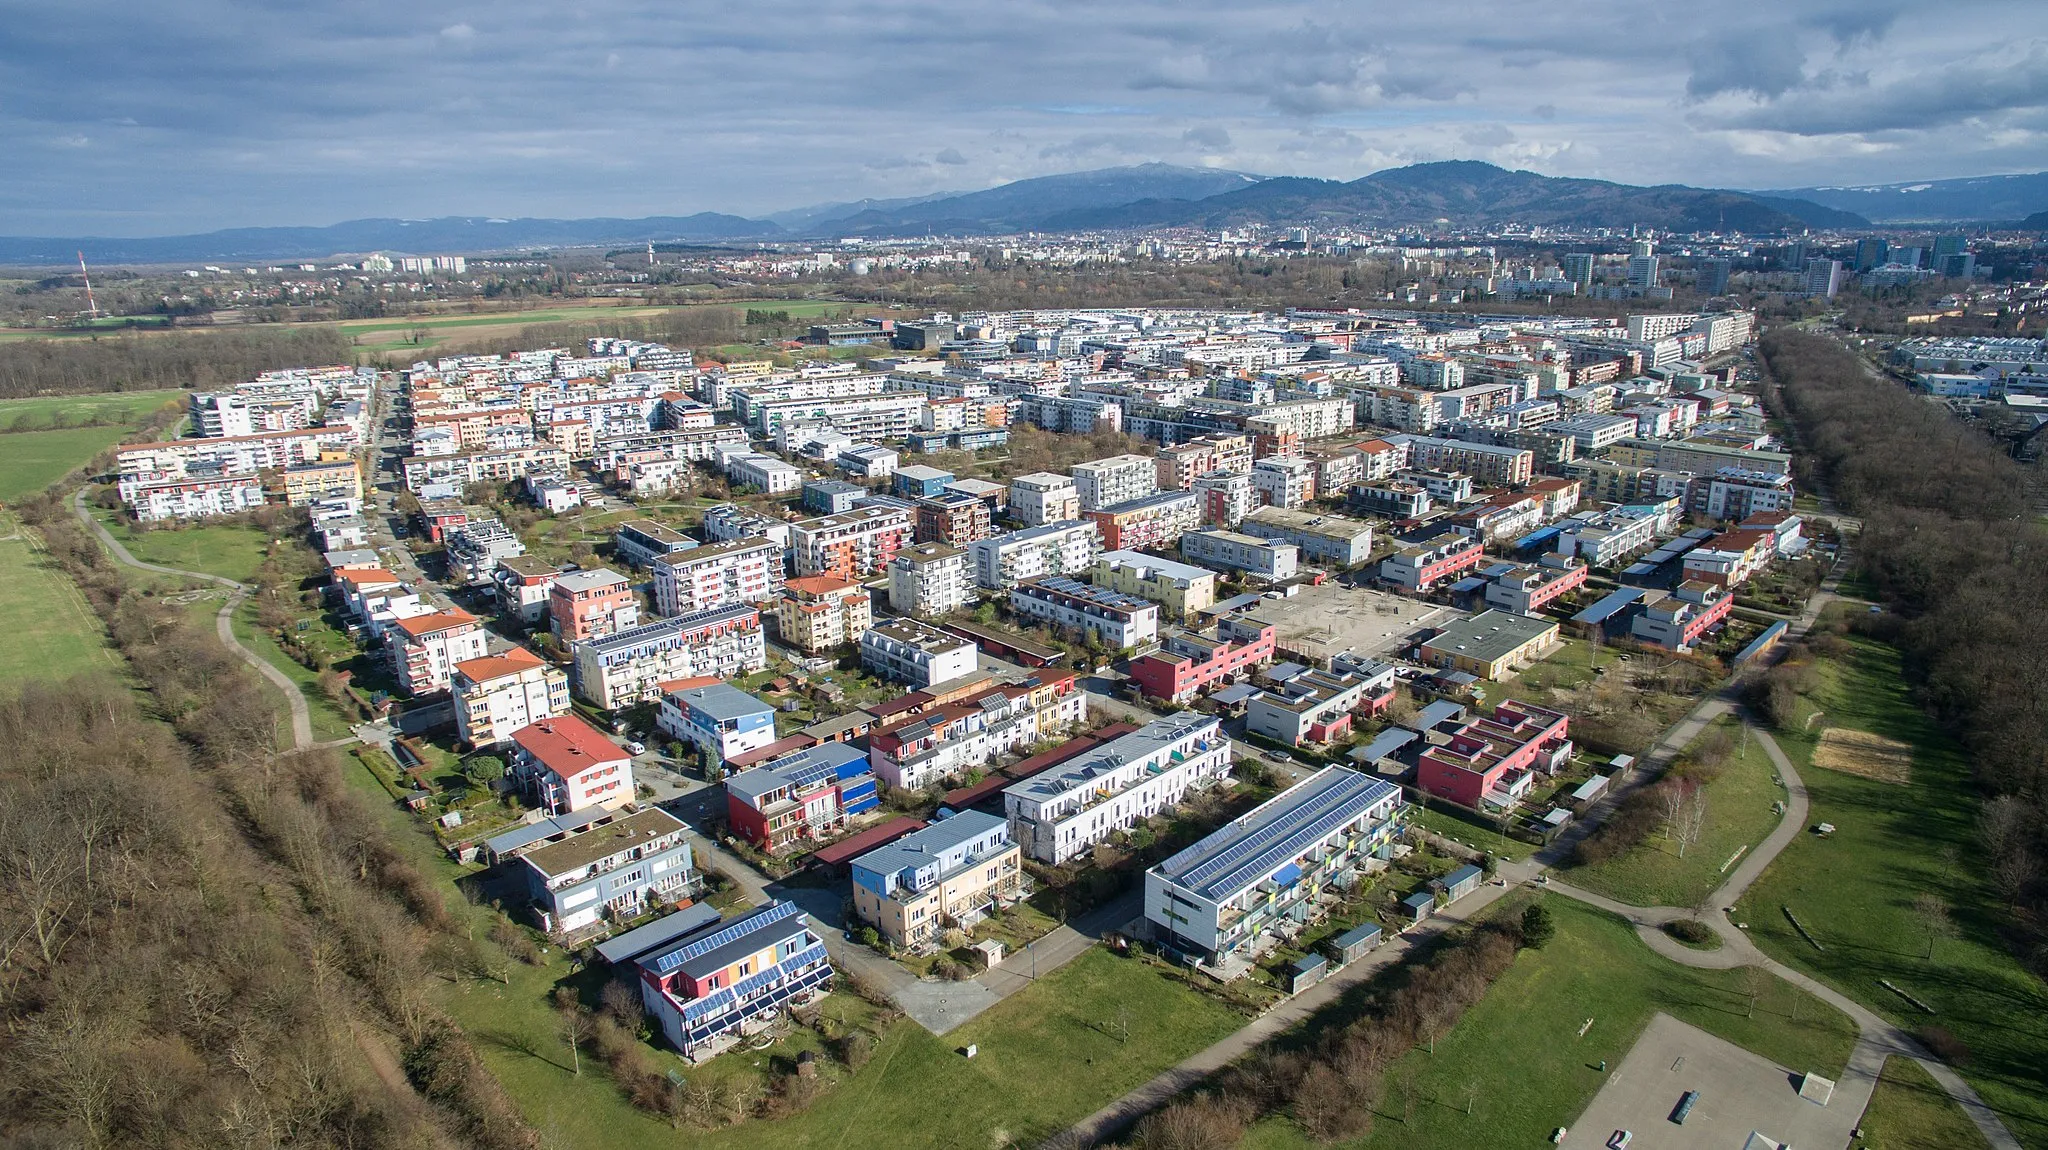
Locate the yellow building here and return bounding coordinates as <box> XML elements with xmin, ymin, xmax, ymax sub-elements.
<box><xmin>1090</xmin><ymin>550</ymin><xmax>1216</xmax><ymax>622</ymax></box>
<box><xmin>1418</xmin><ymin>609</ymin><xmax>1560</xmax><ymax>680</ymax></box>
<box><xmin>848</xmin><ymin>811</ymin><xmax>1021</xmax><ymax>949</ymax></box>
<box><xmin>282</xmin><ymin>459</ymin><xmax>362</xmax><ymax>506</ymax></box>
<box><xmin>773</xmin><ymin>575</ymin><xmax>873</xmax><ymax>653</ymax></box>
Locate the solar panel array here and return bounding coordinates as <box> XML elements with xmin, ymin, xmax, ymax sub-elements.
<box><xmin>1167</xmin><ymin>773</ymin><xmax>1398</xmax><ymax>901</ymax></box>
<box><xmin>650</xmin><ymin>901</ymin><xmax>801</xmax><ymax>977</ymax></box>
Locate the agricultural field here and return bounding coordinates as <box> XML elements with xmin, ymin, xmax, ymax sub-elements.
<box><xmin>1735</xmin><ymin>632</ymin><xmax>2048</xmax><ymax>1148</ymax></box>
<box><xmin>0</xmin><ymin>426</ymin><xmax>146</xmax><ymax>500</ymax></box>
<box><xmin>1237</xmin><ymin>897</ymin><xmax>1857</xmax><ymax>1150</ymax></box>
<box><xmin>335</xmin><ymin>299</ymin><xmax>871</xmax><ymax>353</ymax></box>
<box><xmin>0</xmin><ymin>387</ymin><xmax>185</xmax><ymax>428</ymax></box>
<box><xmin>0</xmin><ymin>510</ymin><xmax>121</xmax><ymax>687</ymax></box>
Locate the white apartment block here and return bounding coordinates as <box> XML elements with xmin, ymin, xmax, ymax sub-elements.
<box><xmin>1009</xmin><ymin>576</ymin><xmax>1161</xmax><ymax>650</ymax></box>
<box><xmin>1250</xmin><ymin>457</ymin><xmax>1316</xmax><ymax>510</ymax></box>
<box><xmin>1072</xmin><ymin>454</ymin><xmax>1159</xmax><ymax>511</ymax></box>
<box><xmin>453</xmin><ymin>649</ymin><xmax>571</xmax><ymax>748</ymax></box>
<box><xmin>888</xmin><ymin>542</ymin><xmax>973</xmax><ymax>617</ymax></box>
<box><xmin>129</xmin><ymin>473</ymin><xmax>268</xmax><ymax>522</ymax></box>
<box><xmin>859</xmin><ymin>618</ymin><xmax>978</xmax><ymax>689</ymax></box>
<box><xmin>723</xmin><ymin>450</ymin><xmax>803</xmax><ymax>494</ymax></box>
<box><xmin>745</xmin><ymin>391</ymin><xmax>927</xmax><ymax>439</ymax></box>
<box><xmin>969</xmin><ymin>520</ymin><xmax>1103</xmax><ymax>589</ymax></box>
<box><xmin>1181</xmin><ymin>530</ymin><xmax>1301</xmax><ymax>581</ymax></box>
<box><xmin>651</xmin><ymin>538</ymin><xmax>785</xmax><ymax>616</ymax></box>
<box><xmin>1004</xmin><ymin>714</ymin><xmax>1232</xmax><ymax>864</ymax></box>
<box><xmin>570</xmin><ymin>606</ymin><xmax>768</xmax><ymax>709</ymax></box>
<box><xmin>868</xmin><ymin>676</ymin><xmax>1088</xmax><ymax>791</ymax></box>
<box><xmin>390</xmin><ymin>610</ymin><xmax>492</xmax><ymax>697</ymax></box>
<box><xmin>1008</xmin><ymin>472</ymin><xmax>1080</xmax><ymax>526</ymax></box>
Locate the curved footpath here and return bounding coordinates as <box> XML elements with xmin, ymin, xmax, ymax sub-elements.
<box><xmin>72</xmin><ymin>487</ymin><xmax>316</xmax><ymax>752</ymax></box>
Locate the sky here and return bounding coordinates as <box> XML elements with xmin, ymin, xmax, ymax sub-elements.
<box><xmin>4</xmin><ymin>0</ymin><xmax>2047</xmax><ymax>236</ymax></box>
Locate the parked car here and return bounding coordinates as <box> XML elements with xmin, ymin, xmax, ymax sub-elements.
<box><xmin>623</xmin><ymin>741</ymin><xmax>646</xmax><ymax>756</ymax></box>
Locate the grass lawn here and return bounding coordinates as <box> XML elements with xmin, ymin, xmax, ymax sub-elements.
<box><xmin>230</xmin><ymin>600</ymin><xmax>356</xmax><ymax>742</ymax></box>
<box><xmin>0</xmin><ymin>426</ymin><xmax>141</xmax><ymax>499</ymax></box>
<box><xmin>0</xmin><ymin>511</ymin><xmax>122</xmax><ymax>686</ymax></box>
<box><xmin>1563</xmin><ymin>715</ymin><xmax>1788</xmax><ymax>908</ymax></box>
<box><xmin>1856</xmin><ymin>1056</ymin><xmax>1993</xmax><ymax>1150</ymax></box>
<box><xmin>91</xmin><ymin>507</ymin><xmax>278</xmax><ymax>582</ymax></box>
<box><xmin>1409</xmin><ymin>804</ymin><xmax>1535</xmax><ymax>862</ymax></box>
<box><xmin>0</xmin><ymin>387</ymin><xmax>185</xmax><ymax>428</ymax></box>
<box><xmin>1734</xmin><ymin>634</ymin><xmax>2048</xmax><ymax>1149</ymax></box>
<box><xmin>1239</xmin><ymin>897</ymin><xmax>1859</xmax><ymax>1150</ymax></box>
<box><xmin>336</xmin><ymin>300</ymin><xmax>874</xmax><ymax>353</ymax></box>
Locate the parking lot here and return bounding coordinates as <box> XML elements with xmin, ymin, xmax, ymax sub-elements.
<box><xmin>1563</xmin><ymin>1013</ymin><xmax>1858</xmax><ymax>1150</ymax></box>
<box><xmin>1240</xmin><ymin>583</ymin><xmax>1458</xmax><ymax>666</ymax></box>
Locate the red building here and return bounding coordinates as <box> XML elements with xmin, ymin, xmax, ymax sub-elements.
<box><xmin>1127</xmin><ymin>617</ymin><xmax>1276</xmax><ymax>703</ymax></box>
<box><xmin>1416</xmin><ymin>701</ymin><xmax>1572</xmax><ymax>809</ymax></box>
<box><xmin>1380</xmin><ymin>531</ymin><xmax>1486</xmax><ymax>592</ymax></box>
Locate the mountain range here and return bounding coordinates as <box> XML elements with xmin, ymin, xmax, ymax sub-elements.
<box><xmin>8</xmin><ymin>160</ymin><xmax>2042</xmax><ymax>266</ymax></box>
<box><xmin>1757</xmin><ymin>172</ymin><xmax>2048</xmax><ymax>223</ymax></box>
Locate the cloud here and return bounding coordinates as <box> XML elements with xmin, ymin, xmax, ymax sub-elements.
<box><xmin>1460</xmin><ymin>123</ymin><xmax>1515</xmax><ymax>148</ymax></box>
<box><xmin>1182</xmin><ymin>125</ymin><xmax>1232</xmax><ymax>150</ymax></box>
<box><xmin>439</xmin><ymin>22</ymin><xmax>474</xmax><ymax>41</ymax></box>
<box><xmin>1686</xmin><ymin>32</ymin><xmax>1809</xmax><ymax>100</ymax></box>
<box><xmin>1707</xmin><ymin>47</ymin><xmax>2048</xmax><ymax>135</ymax></box>
<box><xmin>935</xmin><ymin>147</ymin><xmax>967</xmax><ymax>165</ymax></box>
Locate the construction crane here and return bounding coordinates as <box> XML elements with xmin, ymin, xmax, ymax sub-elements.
<box><xmin>76</xmin><ymin>251</ymin><xmax>103</xmax><ymax>320</ymax></box>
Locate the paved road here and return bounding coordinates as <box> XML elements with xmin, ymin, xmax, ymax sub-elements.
<box><xmin>72</xmin><ymin>486</ymin><xmax>317</xmax><ymax>751</ymax></box>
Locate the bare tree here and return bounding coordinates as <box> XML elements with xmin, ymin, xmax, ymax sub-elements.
<box><xmin>1739</xmin><ymin>964</ymin><xmax>1772</xmax><ymax>1018</ymax></box>
<box><xmin>1675</xmin><ymin>787</ymin><xmax>1710</xmax><ymax>859</ymax></box>
<box><xmin>1657</xmin><ymin>781</ymin><xmax>1692</xmax><ymax>843</ymax></box>
<box><xmin>1992</xmin><ymin>847</ymin><xmax>2038</xmax><ymax>905</ymax></box>
<box><xmin>1912</xmin><ymin>893</ymin><xmax>1957</xmax><ymax>960</ymax></box>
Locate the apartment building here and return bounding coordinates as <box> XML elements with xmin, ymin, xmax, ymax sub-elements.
<box><xmin>1240</xmin><ymin>506</ymin><xmax>1376</xmax><ymax>567</ymax></box>
<box><xmin>790</xmin><ymin>507</ymin><xmax>914</xmax><ymax>580</ymax></box>
<box><xmin>518</xmin><ymin>807</ymin><xmax>695</xmax><ymax>934</ymax></box>
<box><xmin>1631</xmin><ymin>581</ymin><xmax>1733</xmax><ymax>652</ymax></box>
<box><xmin>888</xmin><ymin>542</ymin><xmax>973</xmax><ymax>617</ymax></box>
<box><xmin>614</xmin><ymin>519</ymin><xmax>699</xmax><ymax>569</ymax></box>
<box><xmin>1192</xmin><ymin>470</ymin><xmax>1257</xmax><ymax>528</ymax></box>
<box><xmin>1687</xmin><ymin>467</ymin><xmax>1795</xmax><ymax>521</ymax></box>
<box><xmin>1481</xmin><ymin>554</ymin><xmax>1588</xmax><ymax>615</ymax></box>
<box><xmin>1378</xmin><ymin>530</ymin><xmax>1485</xmax><ymax>593</ymax></box>
<box><xmin>1006</xmin><ymin>715</ymin><xmax>1231</xmax><ymax>864</ymax></box>
<box><xmin>572</xmin><ymin>606</ymin><xmax>767</xmax><ymax>709</ymax></box>
<box><xmin>968</xmin><ymin>520</ymin><xmax>1102</xmax><ymax>589</ymax></box>
<box><xmin>1552</xmin><ymin>508</ymin><xmax>1663</xmax><ymax>567</ymax></box>
<box><xmin>1007</xmin><ymin>472</ymin><xmax>1080</xmax><ymax>526</ymax></box>
<box><xmin>1390</xmin><ymin>434</ymin><xmax>1535</xmax><ymax>486</ymax></box>
<box><xmin>1061</xmin><ymin>477</ymin><xmax>1190</xmax><ymax>546</ymax></box>
<box><xmin>1145</xmin><ymin>768</ymin><xmax>1404</xmax><ymax>965</ymax></box>
<box><xmin>1009</xmin><ymin>575</ymin><xmax>1161</xmax><ymax>649</ymax></box>
<box><xmin>744</xmin><ymin>390</ymin><xmax>925</xmax><ymax>439</ymax></box>
<box><xmin>1680</xmin><ymin>527</ymin><xmax>1774</xmax><ymax>589</ymax></box>
<box><xmin>550</xmin><ymin>568</ymin><xmax>639</xmax><ymax>643</ymax></box>
<box><xmin>1418</xmin><ymin>610</ymin><xmax>1561</xmax><ymax>680</ymax></box>
<box><xmin>1349</xmin><ymin>480</ymin><xmax>1432</xmax><ymax>521</ymax></box>
<box><xmin>390</xmin><ymin>609</ymin><xmax>490</xmax><ymax>696</ymax></box>
<box><xmin>1091</xmin><ymin>550</ymin><xmax>1217</xmax><ymax>622</ymax></box>
<box><xmin>1180</xmin><ymin>529</ymin><xmax>1301</xmax><ymax>582</ymax></box>
<box><xmin>850</xmin><ymin>811</ymin><xmax>1022</xmax><ymax>949</ymax></box>
<box><xmin>509</xmin><ymin>714</ymin><xmax>634</xmax><ymax>814</ymax></box>
<box><xmin>1250</xmin><ymin>456</ymin><xmax>1316</xmax><ymax>510</ymax></box>
<box><xmin>723</xmin><ymin>449</ymin><xmax>803</xmax><ymax>495</ymax></box>
<box><xmin>913</xmin><ymin>491</ymin><xmax>994</xmax><ymax>547</ymax></box>
<box><xmin>860</xmin><ymin>617</ymin><xmax>978</xmax><ymax>688</ymax></box>
<box><xmin>128</xmin><ymin>472</ymin><xmax>268</xmax><ymax>522</ymax></box>
<box><xmin>893</xmin><ymin>465</ymin><xmax>954</xmax><ymax>499</ymax></box>
<box><xmin>1247</xmin><ymin>663</ymin><xmax>1395</xmax><ymax>746</ymax></box>
<box><xmin>400</xmin><ymin>443</ymin><xmax>571</xmax><ymax>492</ymax></box>
<box><xmin>723</xmin><ymin>742</ymin><xmax>880</xmax><ymax>852</ymax></box>
<box><xmin>453</xmin><ymin>648</ymin><xmax>571</xmax><ymax>748</ymax></box>
<box><xmin>867</xmin><ymin>672</ymin><xmax>1086</xmax><ymax>790</ymax></box>
<box><xmin>773</xmin><ymin>575</ymin><xmax>872</xmax><ymax>652</ymax></box>
<box><xmin>635</xmin><ymin>900</ymin><xmax>832</xmax><ymax>1060</ymax></box>
<box><xmin>1415</xmin><ymin>701</ymin><xmax>1572</xmax><ymax>809</ymax></box>
<box><xmin>1072</xmin><ymin>453</ymin><xmax>1159</xmax><ymax>510</ymax></box>
<box><xmin>282</xmin><ymin>459</ymin><xmax>363</xmax><ymax>506</ymax></box>
<box><xmin>1128</xmin><ymin>616</ymin><xmax>1277</xmax><ymax>703</ymax></box>
<box><xmin>445</xmin><ymin>518</ymin><xmax>528</xmax><ymax>587</ymax></box>
<box><xmin>1155</xmin><ymin>434</ymin><xmax>1253</xmax><ymax>490</ymax></box>
<box><xmin>495</xmin><ymin>556</ymin><xmax>565</xmax><ymax>625</ymax></box>
<box><xmin>650</xmin><ymin>538</ymin><xmax>784</xmax><ymax>617</ymax></box>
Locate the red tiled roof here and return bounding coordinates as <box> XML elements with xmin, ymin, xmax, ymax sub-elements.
<box><xmin>511</xmin><ymin>714</ymin><xmax>628</xmax><ymax>778</ymax></box>
<box><xmin>656</xmin><ymin>675</ymin><xmax>721</xmax><ymax>695</ymax></box>
<box><xmin>392</xmin><ymin>609</ymin><xmax>478</xmax><ymax>638</ymax></box>
<box><xmin>808</xmin><ymin>816</ymin><xmax>929</xmax><ymax>868</ymax></box>
<box><xmin>453</xmin><ymin>647</ymin><xmax>546</xmax><ymax>683</ymax></box>
<box><xmin>727</xmin><ymin>734</ymin><xmax>817</xmax><ymax>770</ymax></box>
<box><xmin>335</xmin><ymin>567</ymin><xmax>400</xmax><ymax>585</ymax></box>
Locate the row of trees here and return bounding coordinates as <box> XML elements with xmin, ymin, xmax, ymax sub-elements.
<box><xmin>4</xmin><ymin>491</ymin><xmax>535</xmax><ymax>1148</ymax></box>
<box><xmin>1760</xmin><ymin>328</ymin><xmax>2048</xmax><ymax>971</ymax></box>
<box><xmin>0</xmin><ymin>326</ymin><xmax>353</xmax><ymax>398</ymax></box>
<box><xmin>1573</xmin><ymin>721</ymin><xmax>1738</xmax><ymax>867</ymax></box>
<box><xmin>1127</xmin><ymin>911</ymin><xmax>1541</xmax><ymax>1148</ymax></box>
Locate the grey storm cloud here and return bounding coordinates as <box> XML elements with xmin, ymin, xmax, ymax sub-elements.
<box><xmin>0</xmin><ymin>0</ymin><xmax>2043</xmax><ymax>235</ymax></box>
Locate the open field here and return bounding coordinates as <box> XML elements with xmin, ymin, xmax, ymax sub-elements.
<box><xmin>1735</xmin><ymin>633</ymin><xmax>2048</xmax><ymax>1148</ymax></box>
<box><xmin>1811</xmin><ymin>727</ymin><xmax>1912</xmax><ymax>784</ymax></box>
<box><xmin>335</xmin><ymin>299</ymin><xmax>876</xmax><ymax>353</ymax></box>
<box><xmin>0</xmin><ymin>387</ymin><xmax>186</xmax><ymax>426</ymax></box>
<box><xmin>230</xmin><ymin>600</ymin><xmax>357</xmax><ymax>742</ymax></box>
<box><xmin>1564</xmin><ymin>715</ymin><xmax>1789</xmax><ymax>908</ymax></box>
<box><xmin>1856</xmin><ymin>1056</ymin><xmax>1994</xmax><ymax>1150</ymax></box>
<box><xmin>0</xmin><ymin>511</ymin><xmax>120</xmax><ymax>687</ymax></box>
<box><xmin>0</xmin><ymin>427</ymin><xmax>141</xmax><ymax>499</ymax></box>
<box><xmin>88</xmin><ymin>504</ymin><xmax>279</xmax><ymax>582</ymax></box>
<box><xmin>1237</xmin><ymin>897</ymin><xmax>1857</xmax><ymax>1150</ymax></box>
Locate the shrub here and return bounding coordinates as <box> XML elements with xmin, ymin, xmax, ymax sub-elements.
<box><xmin>1663</xmin><ymin>919</ymin><xmax>1716</xmax><ymax>946</ymax></box>
<box><xmin>1918</xmin><ymin>1025</ymin><xmax>1973</xmax><ymax>1066</ymax></box>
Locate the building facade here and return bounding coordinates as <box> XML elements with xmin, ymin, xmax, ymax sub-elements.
<box><xmin>453</xmin><ymin>648</ymin><xmax>571</xmax><ymax>748</ymax></box>
<box><xmin>572</xmin><ymin>607</ymin><xmax>768</xmax><ymax>709</ymax></box>
<box><xmin>1004</xmin><ymin>715</ymin><xmax>1231</xmax><ymax>864</ymax></box>
<box><xmin>850</xmin><ymin>811</ymin><xmax>1022</xmax><ymax>949</ymax></box>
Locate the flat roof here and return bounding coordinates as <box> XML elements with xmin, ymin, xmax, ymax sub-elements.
<box><xmin>594</xmin><ymin>902</ymin><xmax>724</xmax><ymax>966</ymax></box>
<box><xmin>482</xmin><ymin>805</ymin><xmax>617</xmax><ymax>858</ymax></box>
<box><xmin>668</xmin><ymin>682</ymin><xmax>774</xmax><ymax>722</ymax></box>
<box><xmin>1573</xmin><ymin>586</ymin><xmax>1650</xmax><ymax>625</ymax></box>
<box><xmin>849</xmin><ymin>809</ymin><xmax>1007</xmax><ymax>878</ymax></box>
<box><xmin>1421</xmin><ymin>609</ymin><xmax>1557</xmax><ymax>665</ymax></box>
<box><xmin>1152</xmin><ymin>767</ymin><xmax>1399</xmax><ymax>903</ymax></box>
<box><xmin>808</xmin><ymin>816</ymin><xmax>928</xmax><ymax>868</ymax></box>
<box><xmin>522</xmin><ymin>807</ymin><xmax>687</xmax><ymax>879</ymax></box>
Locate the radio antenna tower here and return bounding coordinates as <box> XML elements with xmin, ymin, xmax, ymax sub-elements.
<box><xmin>77</xmin><ymin>251</ymin><xmax>103</xmax><ymax>319</ymax></box>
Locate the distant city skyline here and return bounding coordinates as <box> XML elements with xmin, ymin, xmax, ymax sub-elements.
<box><xmin>5</xmin><ymin>0</ymin><xmax>2045</xmax><ymax>236</ymax></box>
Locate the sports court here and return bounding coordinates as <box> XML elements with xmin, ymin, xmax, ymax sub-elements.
<box><xmin>1562</xmin><ymin>1013</ymin><xmax>1861</xmax><ymax>1150</ymax></box>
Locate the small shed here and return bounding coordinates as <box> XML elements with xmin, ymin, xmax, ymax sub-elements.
<box><xmin>973</xmin><ymin>939</ymin><xmax>1007</xmax><ymax>969</ymax></box>
<box><xmin>1288</xmin><ymin>953</ymin><xmax>1329</xmax><ymax>993</ymax></box>
<box><xmin>1541</xmin><ymin>807</ymin><xmax>1573</xmax><ymax>833</ymax></box>
<box><xmin>1609</xmin><ymin>753</ymin><xmax>1637</xmax><ymax>774</ymax></box>
<box><xmin>1329</xmin><ymin>922</ymin><xmax>1384</xmax><ymax>966</ymax></box>
<box><xmin>1570</xmin><ymin>774</ymin><xmax>1611</xmax><ymax>808</ymax></box>
<box><xmin>1415</xmin><ymin>699</ymin><xmax>1467</xmax><ymax>732</ymax></box>
<box><xmin>1438</xmin><ymin>863</ymin><xmax>1483</xmax><ymax>903</ymax></box>
<box><xmin>1401</xmin><ymin>891</ymin><xmax>1436</xmax><ymax>922</ymax></box>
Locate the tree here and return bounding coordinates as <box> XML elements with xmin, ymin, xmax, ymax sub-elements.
<box><xmin>1912</xmin><ymin>893</ymin><xmax>1957</xmax><ymax>960</ymax></box>
<box><xmin>1739</xmin><ymin>964</ymin><xmax>1772</xmax><ymax>1018</ymax></box>
<box><xmin>1657</xmin><ymin>780</ymin><xmax>1690</xmax><ymax>842</ymax></box>
<box><xmin>553</xmin><ymin>987</ymin><xmax>591</xmax><ymax>1076</ymax></box>
<box><xmin>1674</xmin><ymin>786</ymin><xmax>1710</xmax><ymax>859</ymax></box>
<box><xmin>1520</xmin><ymin>904</ymin><xmax>1555</xmax><ymax>950</ymax></box>
<box><xmin>461</xmin><ymin>754</ymin><xmax>505</xmax><ymax>788</ymax></box>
